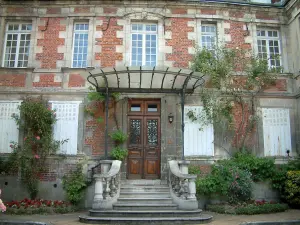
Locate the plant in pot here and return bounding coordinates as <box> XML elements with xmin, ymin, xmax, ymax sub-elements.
<box><xmin>109</xmin><ymin>130</ymin><xmax>128</xmax><ymax>145</ymax></box>
<box><xmin>110</xmin><ymin>146</ymin><xmax>128</xmax><ymax>161</ymax></box>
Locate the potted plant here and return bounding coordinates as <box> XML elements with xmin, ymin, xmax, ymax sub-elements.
<box><xmin>109</xmin><ymin>130</ymin><xmax>128</xmax><ymax>145</ymax></box>
<box><xmin>110</xmin><ymin>146</ymin><xmax>128</xmax><ymax>161</ymax></box>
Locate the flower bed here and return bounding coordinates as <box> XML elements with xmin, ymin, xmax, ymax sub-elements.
<box><xmin>207</xmin><ymin>200</ymin><xmax>289</xmax><ymax>215</ymax></box>
<box><xmin>4</xmin><ymin>198</ymin><xmax>76</xmax><ymax>215</ymax></box>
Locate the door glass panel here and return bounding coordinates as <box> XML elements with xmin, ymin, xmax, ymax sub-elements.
<box><xmin>131</xmin><ymin>104</ymin><xmax>141</xmax><ymax>112</ymax></box>
<box><xmin>147</xmin><ymin>119</ymin><xmax>158</xmax><ymax>145</ymax></box>
<box><xmin>130</xmin><ymin>119</ymin><xmax>141</xmax><ymax>144</ymax></box>
<box><xmin>147</xmin><ymin>104</ymin><xmax>157</xmax><ymax>112</ymax></box>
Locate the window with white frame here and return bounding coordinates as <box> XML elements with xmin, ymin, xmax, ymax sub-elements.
<box><xmin>72</xmin><ymin>23</ymin><xmax>89</xmax><ymax>68</ymax></box>
<box><xmin>131</xmin><ymin>23</ymin><xmax>157</xmax><ymax>67</ymax></box>
<box><xmin>201</xmin><ymin>24</ymin><xmax>217</xmax><ymax>50</ymax></box>
<box><xmin>257</xmin><ymin>29</ymin><xmax>282</xmax><ymax>70</ymax></box>
<box><xmin>0</xmin><ymin>101</ymin><xmax>21</xmax><ymax>153</ymax></box>
<box><xmin>262</xmin><ymin>108</ymin><xmax>291</xmax><ymax>156</ymax></box>
<box><xmin>51</xmin><ymin>101</ymin><xmax>80</xmax><ymax>155</ymax></box>
<box><xmin>184</xmin><ymin>106</ymin><xmax>214</xmax><ymax>156</ymax></box>
<box><xmin>3</xmin><ymin>23</ymin><xmax>32</xmax><ymax>68</ymax></box>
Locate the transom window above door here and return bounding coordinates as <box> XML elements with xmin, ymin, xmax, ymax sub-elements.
<box><xmin>131</xmin><ymin>23</ymin><xmax>157</xmax><ymax>67</ymax></box>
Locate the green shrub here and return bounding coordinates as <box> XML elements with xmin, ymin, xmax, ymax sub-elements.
<box><xmin>196</xmin><ymin>164</ymin><xmax>252</xmax><ymax>204</ymax></box>
<box><xmin>285</xmin><ymin>171</ymin><xmax>300</xmax><ymax>207</ymax></box>
<box><xmin>207</xmin><ymin>203</ymin><xmax>288</xmax><ymax>215</ymax></box>
<box><xmin>188</xmin><ymin>165</ymin><xmax>201</xmax><ymax>175</ymax></box>
<box><xmin>62</xmin><ymin>165</ymin><xmax>88</xmax><ymax>205</ymax></box>
<box><xmin>109</xmin><ymin>130</ymin><xmax>128</xmax><ymax>144</ymax></box>
<box><xmin>110</xmin><ymin>146</ymin><xmax>128</xmax><ymax>161</ymax></box>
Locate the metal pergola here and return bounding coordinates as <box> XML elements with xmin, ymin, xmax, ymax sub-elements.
<box><xmin>86</xmin><ymin>66</ymin><xmax>205</xmax><ymax>160</ymax></box>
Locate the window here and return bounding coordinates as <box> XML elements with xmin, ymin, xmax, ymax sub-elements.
<box><xmin>72</xmin><ymin>23</ymin><xmax>89</xmax><ymax>68</ymax></box>
<box><xmin>51</xmin><ymin>101</ymin><xmax>80</xmax><ymax>155</ymax></box>
<box><xmin>131</xmin><ymin>23</ymin><xmax>157</xmax><ymax>67</ymax></box>
<box><xmin>257</xmin><ymin>29</ymin><xmax>281</xmax><ymax>70</ymax></box>
<box><xmin>201</xmin><ymin>24</ymin><xmax>217</xmax><ymax>50</ymax></box>
<box><xmin>3</xmin><ymin>23</ymin><xmax>32</xmax><ymax>68</ymax></box>
<box><xmin>184</xmin><ymin>106</ymin><xmax>214</xmax><ymax>156</ymax></box>
<box><xmin>0</xmin><ymin>101</ymin><xmax>21</xmax><ymax>153</ymax></box>
<box><xmin>262</xmin><ymin>108</ymin><xmax>291</xmax><ymax>156</ymax></box>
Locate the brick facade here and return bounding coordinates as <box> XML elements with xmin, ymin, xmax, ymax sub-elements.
<box><xmin>0</xmin><ymin>0</ymin><xmax>298</xmax><ymax>190</ymax></box>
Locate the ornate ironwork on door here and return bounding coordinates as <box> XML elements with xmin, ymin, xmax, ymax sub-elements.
<box><xmin>130</xmin><ymin>119</ymin><xmax>141</xmax><ymax>145</ymax></box>
<box><xmin>147</xmin><ymin>120</ymin><xmax>158</xmax><ymax>145</ymax></box>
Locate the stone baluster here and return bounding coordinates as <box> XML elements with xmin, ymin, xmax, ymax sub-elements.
<box><xmin>187</xmin><ymin>178</ymin><xmax>196</xmax><ymax>200</ymax></box>
<box><xmin>92</xmin><ymin>175</ymin><xmax>103</xmax><ymax>209</ymax></box>
<box><xmin>110</xmin><ymin>175</ymin><xmax>117</xmax><ymax>197</ymax></box>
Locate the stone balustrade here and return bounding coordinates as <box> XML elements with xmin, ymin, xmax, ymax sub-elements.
<box><xmin>92</xmin><ymin>160</ymin><xmax>122</xmax><ymax>209</ymax></box>
<box><xmin>168</xmin><ymin>160</ymin><xmax>198</xmax><ymax>210</ymax></box>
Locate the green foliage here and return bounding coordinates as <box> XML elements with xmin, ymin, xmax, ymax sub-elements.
<box><xmin>62</xmin><ymin>165</ymin><xmax>88</xmax><ymax>205</ymax></box>
<box><xmin>188</xmin><ymin>165</ymin><xmax>201</xmax><ymax>175</ymax></box>
<box><xmin>207</xmin><ymin>203</ymin><xmax>288</xmax><ymax>215</ymax></box>
<box><xmin>285</xmin><ymin>171</ymin><xmax>300</xmax><ymax>207</ymax></box>
<box><xmin>110</xmin><ymin>146</ymin><xmax>128</xmax><ymax>161</ymax></box>
<box><xmin>190</xmin><ymin>46</ymin><xmax>277</xmax><ymax>149</ymax></box>
<box><xmin>109</xmin><ymin>130</ymin><xmax>128</xmax><ymax>144</ymax></box>
<box><xmin>9</xmin><ymin>97</ymin><xmax>66</xmax><ymax>199</ymax></box>
<box><xmin>222</xmin><ymin>152</ymin><xmax>276</xmax><ymax>182</ymax></box>
<box><xmin>196</xmin><ymin>163</ymin><xmax>253</xmax><ymax>204</ymax></box>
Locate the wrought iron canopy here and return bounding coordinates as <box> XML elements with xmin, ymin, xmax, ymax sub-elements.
<box><xmin>86</xmin><ymin>66</ymin><xmax>205</xmax><ymax>94</ymax></box>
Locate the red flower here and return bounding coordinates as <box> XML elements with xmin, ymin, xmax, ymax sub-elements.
<box><xmin>34</xmin><ymin>155</ymin><xmax>40</xmax><ymax>159</ymax></box>
<box><xmin>24</xmin><ymin>137</ymin><xmax>27</xmax><ymax>141</ymax></box>
<box><xmin>9</xmin><ymin>144</ymin><xmax>13</xmax><ymax>148</ymax></box>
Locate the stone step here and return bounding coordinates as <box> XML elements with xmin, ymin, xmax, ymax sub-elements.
<box><xmin>120</xmin><ymin>191</ymin><xmax>171</xmax><ymax>198</ymax></box>
<box><xmin>120</xmin><ymin>186</ymin><xmax>169</xmax><ymax>192</ymax></box>
<box><xmin>117</xmin><ymin>197</ymin><xmax>173</xmax><ymax>204</ymax></box>
<box><xmin>121</xmin><ymin>179</ymin><xmax>166</xmax><ymax>186</ymax></box>
<box><xmin>89</xmin><ymin>209</ymin><xmax>203</xmax><ymax>218</ymax></box>
<box><xmin>79</xmin><ymin>214</ymin><xmax>213</xmax><ymax>224</ymax></box>
<box><xmin>113</xmin><ymin>203</ymin><xmax>178</xmax><ymax>210</ymax></box>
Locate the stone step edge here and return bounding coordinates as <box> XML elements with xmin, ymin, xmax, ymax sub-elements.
<box><xmin>118</xmin><ymin>197</ymin><xmax>172</xmax><ymax>200</ymax></box>
<box><xmin>89</xmin><ymin>209</ymin><xmax>202</xmax><ymax>213</ymax></box>
<box><xmin>80</xmin><ymin>215</ymin><xmax>213</xmax><ymax>221</ymax></box>
<box><xmin>113</xmin><ymin>203</ymin><xmax>178</xmax><ymax>206</ymax></box>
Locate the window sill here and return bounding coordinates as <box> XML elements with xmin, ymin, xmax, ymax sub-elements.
<box><xmin>0</xmin><ymin>67</ymin><xmax>34</xmax><ymax>72</ymax></box>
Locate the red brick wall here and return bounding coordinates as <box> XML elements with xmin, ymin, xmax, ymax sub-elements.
<box><xmin>68</xmin><ymin>74</ymin><xmax>86</xmax><ymax>87</ymax></box>
<box><xmin>225</xmin><ymin>21</ymin><xmax>251</xmax><ymax>49</ymax></box>
<box><xmin>0</xmin><ymin>74</ymin><xmax>26</xmax><ymax>87</ymax></box>
<box><xmin>85</xmin><ymin>101</ymin><xmax>116</xmax><ymax>155</ymax></box>
<box><xmin>166</xmin><ymin>18</ymin><xmax>194</xmax><ymax>68</ymax></box>
<box><xmin>74</xmin><ymin>7</ymin><xmax>90</xmax><ymax>13</ymax></box>
<box><xmin>95</xmin><ymin>17</ymin><xmax>123</xmax><ymax>67</ymax></box>
<box><xmin>33</xmin><ymin>74</ymin><xmax>61</xmax><ymax>87</ymax></box>
<box><xmin>36</xmin><ymin>18</ymin><xmax>66</xmax><ymax>69</ymax></box>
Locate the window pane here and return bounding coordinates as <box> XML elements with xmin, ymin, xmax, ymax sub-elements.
<box><xmin>131</xmin><ymin>104</ymin><xmax>141</xmax><ymax>111</ymax></box>
<box><xmin>72</xmin><ymin>24</ymin><xmax>89</xmax><ymax>68</ymax></box>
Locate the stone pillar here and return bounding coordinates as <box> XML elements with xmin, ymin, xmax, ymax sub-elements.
<box><xmin>92</xmin><ymin>175</ymin><xmax>103</xmax><ymax>209</ymax></box>
<box><xmin>187</xmin><ymin>178</ymin><xmax>196</xmax><ymax>200</ymax></box>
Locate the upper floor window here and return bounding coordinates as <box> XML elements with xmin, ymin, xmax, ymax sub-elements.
<box><xmin>201</xmin><ymin>24</ymin><xmax>217</xmax><ymax>50</ymax></box>
<box><xmin>131</xmin><ymin>23</ymin><xmax>157</xmax><ymax>67</ymax></box>
<box><xmin>257</xmin><ymin>29</ymin><xmax>281</xmax><ymax>70</ymax></box>
<box><xmin>3</xmin><ymin>23</ymin><xmax>32</xmax><ymax>68</ymax></box>
<box><xmin>72</xmin><ymin>23</ymin><xmax>89</xmax><ymax>68</ymax></box>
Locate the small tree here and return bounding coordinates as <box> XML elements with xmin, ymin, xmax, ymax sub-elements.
<box><xmin>190</xmin><ymin>46</ymin><xmax>279</xmax><ymax>152</ymax></box>
<box><xmin>10</xmin><ymin>97</ymin><xmax>66</xmax><ymax>199</ymax></box>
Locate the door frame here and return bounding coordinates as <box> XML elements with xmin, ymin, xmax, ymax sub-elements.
<box><xmin>127</xmin><ymin>99</ymin><xmax>161</xmax><ymax>179</ymax></box>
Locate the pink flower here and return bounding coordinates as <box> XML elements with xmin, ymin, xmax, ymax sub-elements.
<box><xmin>0</xmin><ymin>199</ymin><xmax>6</xmax><ymax>212</ymax></box>
<box><xmin>24</xmin><ymin>137</ymin><xmax>27</xmax><ymax>141</ymax></box>
<box><xmin>34</xmin><ymin>154</ymin><xmax>40</xmax><ymax>159</ymax></box>
<box><xmin>9</xmin><ymin>144</ymin><xmax>13</xmax><ymax>148</ymax></box>
<box><xmin>36</xmin><ymin>136</ymin><xmax>40</xmax><ymax>140</ymax></box>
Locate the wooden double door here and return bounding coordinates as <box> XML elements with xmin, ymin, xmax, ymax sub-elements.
<box><xmin>127</xmin><ymin>99</ymin><xmax>161</xmax><ymax>179</ymax></box>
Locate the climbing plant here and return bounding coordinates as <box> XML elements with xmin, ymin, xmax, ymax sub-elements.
<box><xmin>191</xmin><ymin>46</ymin><xmax>280</xmax><ymax>151</ymax></box>
<box><xmin>10</xmin><ymin>96</ymin><xmax>66</xmax><ymax>199</ymax></box>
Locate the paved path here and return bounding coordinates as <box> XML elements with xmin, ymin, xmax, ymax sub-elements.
<box><xmin>0</xmin><ymin>209</ymin><xmax>299</xmax><ymax>225</ymax></box>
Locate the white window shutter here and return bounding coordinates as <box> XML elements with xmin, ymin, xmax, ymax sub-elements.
<box><xmin>262</xmin><ymin>108</ymin><xmax>291</xmax><ymax>156</ymax></box>
<box><xmin>52</xmin><ymin>102</ymin><xmax>80</xmax><ymax>155</ymax></box>
<box><xmin>184</xmin><ymin>106</ymin><xmax>214</xmax><ymax>156</ymax></box>
<box><xmin>0</xmin><ymin>101</ymin><xmax>21</xmax><ymax>153</ymax></box>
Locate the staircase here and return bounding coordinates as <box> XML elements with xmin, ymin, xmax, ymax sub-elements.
<box><xmin>79</xmin><ymin>180</ymin><xmax>212</xmax><ymax>224</ymax></box>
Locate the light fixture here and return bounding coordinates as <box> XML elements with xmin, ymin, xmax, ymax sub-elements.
<box><xmin>168</xmin><ymin>113</ymin><xmax>174</xmax><ymax>124</ymax></box>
